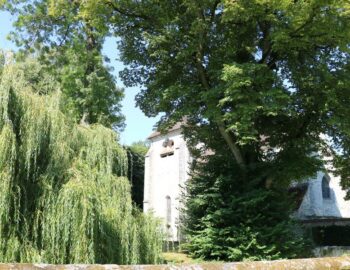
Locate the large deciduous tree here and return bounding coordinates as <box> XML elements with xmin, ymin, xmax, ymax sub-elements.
<box><xmin>2</xmin><ymin>0</ymin><xmax>125</xmax><ymax>129</ymax></box>
<box><xmin>112</xmin><ymin>0</ymin><xmax>350</xmax><ymax>189</ymax></box>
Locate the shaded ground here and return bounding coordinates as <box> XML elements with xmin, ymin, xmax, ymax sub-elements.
<box><xmin>162</xmin><ymin>252</ymin><xmax>197</xmax><ymax>264</ymax></box>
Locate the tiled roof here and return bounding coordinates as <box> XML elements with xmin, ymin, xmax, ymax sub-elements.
<box><xmin>147</xmin><ymin>122</ymin><xmax>184</xmax><ymax>139</ymax></box>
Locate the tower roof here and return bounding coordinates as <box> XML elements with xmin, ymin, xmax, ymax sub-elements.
<box><xmin>147</xmin><ymin>121</ymin><xmax>184</xmax><ymax>140</ymax></box>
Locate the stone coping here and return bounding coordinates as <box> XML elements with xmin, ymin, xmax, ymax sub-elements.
<box><xmin>1</xmin><ymin>257</ymin><xmax>350</xmax><ymax>270</ymax></box>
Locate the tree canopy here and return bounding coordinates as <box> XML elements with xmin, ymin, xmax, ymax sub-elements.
<box><xmin>6</xmin><ymin>0</ymin><xmax>349</xmax><ymax>191</ymax></box>
<box><xmin>2</xmin><ymin>0</ymin><xmax>125</xmax><ymax>129</ymax></box>
<box><xmin>111</xmin><ymin>0</ymin><xmax>350</xmax><ymax>191</ymax></box>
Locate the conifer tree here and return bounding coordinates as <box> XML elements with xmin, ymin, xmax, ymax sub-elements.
<box><xmin>182</xmin><ymin>147</ymin><xmax>311</xmax><ymax>261</ymax></box>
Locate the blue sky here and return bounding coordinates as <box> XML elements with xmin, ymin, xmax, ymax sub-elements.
<box><xmin>0</xmin><ymin>11</ymin><xmax>159</xmax><ymax>145</ymax></box>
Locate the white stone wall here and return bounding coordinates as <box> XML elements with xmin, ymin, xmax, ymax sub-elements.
<box><xmin>144</xmin><ymin>129</ymin><xmax>350</xmax><ymax>241</ymax></box>
<box><xmin>143</xmin><ymin>130</ymin><xmax>191</xmax><ymax>242</ymax></box>
<box><xmin>297</xmin><ymin>171</ymin><xmax>350</xmax><ymax>219</ymax></box>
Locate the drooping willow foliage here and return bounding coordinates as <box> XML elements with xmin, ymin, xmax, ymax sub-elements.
<box><xmin>0</xmin><ymin>60</ymin><xmax>162</xmax><ymax>264</ymax></box>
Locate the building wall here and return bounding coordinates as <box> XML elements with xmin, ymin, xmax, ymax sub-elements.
<box><xmin>297</xmin><ymin>171</ymin><xmax>350</xmax><ymax>219</ymax></box>
<box><xmin>143</xmin><ymin>130</ymin><xmax>191</xmax><ymax>241</ymax></box>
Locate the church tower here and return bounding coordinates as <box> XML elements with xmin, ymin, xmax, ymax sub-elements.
<box><xmin>143</xmin><ymin>123</ymin><xmax>191</xmax><ymax>242</ymax></box>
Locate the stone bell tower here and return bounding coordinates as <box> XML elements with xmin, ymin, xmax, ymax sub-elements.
<box><xmin>143</xmin><ymin>123</ymin><xmax>191</xmax><ymax>242</ymax></box>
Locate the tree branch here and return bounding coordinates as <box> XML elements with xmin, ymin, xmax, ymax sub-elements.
<box><xmin>194</xmin><ymin>1</ymin><xmax>246</xmax><ymax>171</ymax></box>
<box><xmin>105</xmin><ymin>1</ymin><xmax>154</xmax><ymax>21</ymax></box>
<box><xmin>217</xmin><ymin>121</ymin><xmax>246</xmax><ymax>169</ymax></box>
<box><xmin>258</xmin><ymin>21</ymin><xmax>271</xmax><ymax>65</ymax></box>
<box><xmin>210</xmin><ymin>0</ymin><xmax>221</xmax><ymax>21</ymax></box>
<box><xmin>192</xmin><ymin>10</ymin><xmax>246</xmax><ymax>169</ymax></box>
<box><xmin>290</xmin><ymin>11</ymin><xmax>316</xmax><ymax>37</ymax></box>
<box><xmin>197</xmin><ymin>60</ymin><xmax>246</xmax><ymax>169</ymax></box>
<box><xmin>58</xmin><ymin>24</ymin><xmax>71</xmax><ymax>47</ymax></box>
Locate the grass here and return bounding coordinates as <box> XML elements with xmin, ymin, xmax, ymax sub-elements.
<box><xmin>162</xmin><ymin>252</ymin><xmax>197</xmax><ymax>264</ymax></box>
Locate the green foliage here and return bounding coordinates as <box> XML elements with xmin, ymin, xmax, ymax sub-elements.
<box><xmin>129</xmin><ymin>141</ymin><xmax>149</xmax><ymax>157</ymax></box>
<box><xmin>0</xmin><ymin>61</ymin><xmax>162</xmax><ymax>264</ymax></box>
<box><xmin>5</xmin><ymin>0</ymin><xmax>350</xmax><ymax>185</ymax></box>
<box><xmin>4</xmin><ymin>0</ymin><xmax>350</xmax><ymax>261</ymax></box>
<box><xmin>102</xmin><ymin>0</ymin><xmax>349</xmax><ymax>194</ymax></box>
<box><xmin>126</xmin><ymin>141</ymin><xmax>149</xmax><ymax>209</ymax></box>
<box><xmin>0</xmin><ymin>50</ymin><xmax>5</xmax><ymax>76</ymax></box>
<box><xmin>14</xmin><ymin>0</ymin><xmax>349</xmax><ymax>193</ymax></box>
<box><xmin>3</xmin><ymin>0</ymin><xmax>125</xmax><ymax>130</ymax></box>
<box><xmin>53</xmin><ymin>44</ymin><xmax>125</xmax><ymax>130</ymax></box>
<box><xmin>182</xmin><ymin>152</ymin><xmax>311</xmax><ymax>261</ymax></box>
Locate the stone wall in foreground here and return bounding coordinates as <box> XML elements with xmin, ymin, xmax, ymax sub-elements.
<box><xmin>1</xmin><ymin>257</ymin><xmax>350</xmax><ymax>270</ymax></box>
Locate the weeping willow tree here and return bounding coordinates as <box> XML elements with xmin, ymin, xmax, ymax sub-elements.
<box><xmin>0</xmin><ymin>59</ymin><xmax>162</xmax><ymax>264</ymax></box>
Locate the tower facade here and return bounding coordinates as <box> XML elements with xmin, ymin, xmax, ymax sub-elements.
<box><xmin>143</xmin><ymin>123</ymin><xmax>191</xmax><ymax>241</ymax></box>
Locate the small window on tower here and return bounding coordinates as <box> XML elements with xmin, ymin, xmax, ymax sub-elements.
<box><xmin>322</xmin><ymin>174</ymin><xmax>331</xmax><ymax>199</ymax></box>
<box><xmin>160</xmin><ymin>139</ymin><xmax>174</xmax><ymax>158</ymax></box>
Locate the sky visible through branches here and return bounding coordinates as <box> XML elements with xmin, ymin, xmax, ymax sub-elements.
<box><xmin>0</xmin><ymin>10</ymin><xmax>159</xmax><ymax>145</ymax></box>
